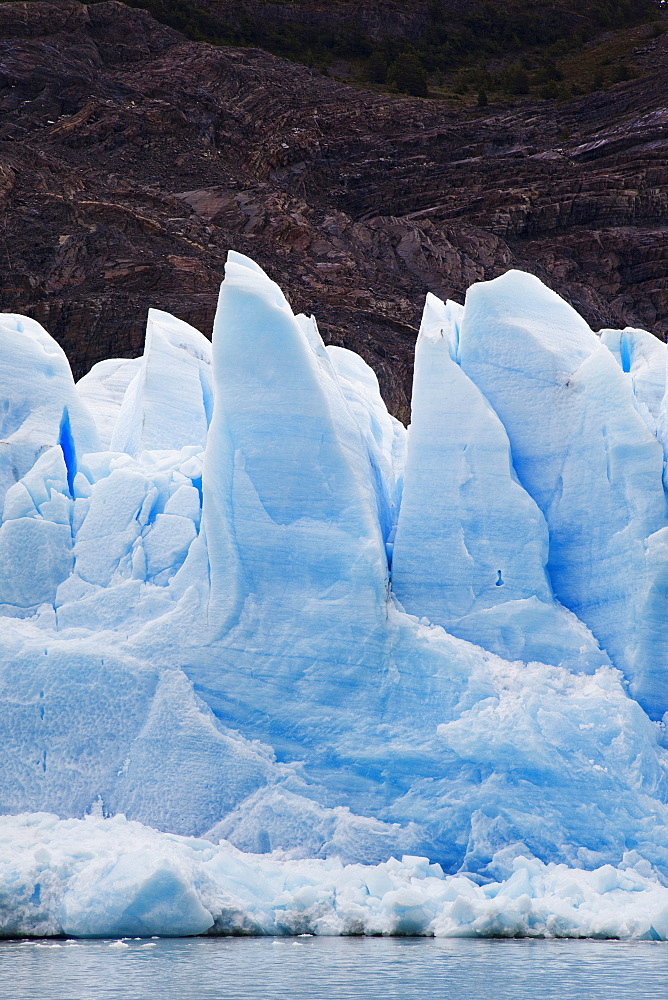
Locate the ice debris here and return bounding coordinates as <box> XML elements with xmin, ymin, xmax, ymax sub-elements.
<box><xmin>3</xmin><ymin>813</ymin><xmax>668</xmax><ymax>940</ymax></box>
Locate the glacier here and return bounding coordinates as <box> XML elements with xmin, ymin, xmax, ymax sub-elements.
<box><xmin>0</xmin><ymin>251</ymin><xmax>667</xmax><ymax>938</ymax></box>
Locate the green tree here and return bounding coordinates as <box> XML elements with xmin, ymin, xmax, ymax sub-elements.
<box><xmin>535</xmin><ymin>60</ymin><xmax>563</xmax><ymax>85</ymax></box>
<box><xmin>503</xmin><ymin>64</ymin><xmax>530</xmax><ymax>95</ymax></box>
<box><xmin>366</xmin><ymin>50</ymin><xmax>389</xmax><ymax>84</ymax></box>
<box><xmin>387</xmin><ymin>54</ymin><xmax>429</xmax><ymax>97</ymax></box>
<box><xmin>540</xmin><ymin>79</ymin><xmax>559</xmax><ymax>100</ymax></box>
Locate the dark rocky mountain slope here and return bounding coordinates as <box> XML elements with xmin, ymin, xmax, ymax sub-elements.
<box><xmin>1</xmin><ymin>0</ymin><xmax>668</xmax><ymax>419</ymax></box>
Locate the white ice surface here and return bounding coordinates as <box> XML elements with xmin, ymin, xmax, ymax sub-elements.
<box><xmin>600</xmin><ymin>326</ymin><xmax>666</xmax><ymax>432</ymax></box>
<box><xmin>76</xmin><ymin>357</ymin><xmax>142</xmax><ymax>450</ymax></box>
<box><xmin>3</xmin><ymin>813</ymin><xmax>668</xmax><ymax>940</ymax></box>
<box><xmin>458</xmin><ymin>272</ymin><xmax>668</xmax><ymax>717</ymax></box>
<box><xmin>325</xmin><ymin>342</ymin><xmax>406</xmax><ymax>547</ymax></box>
<box><xmin>392</xmin><ymin>292</ymin><xmax>609</xmax><ymax>670</ymax></box>
<box><xmin>111</xmin><ymin>310</ymin><xmax>212</xmax><ymax>456</ymax></box>
<box><xmin>0</xmin><ymin>313</ymin><xmax>98</xmax><ymax>508</ymax></box>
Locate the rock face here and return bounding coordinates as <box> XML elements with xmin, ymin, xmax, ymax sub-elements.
<box><xmin>1</xmin><ymin>0</ymin><xmax>668</xmax><ymax>420</ymax></box>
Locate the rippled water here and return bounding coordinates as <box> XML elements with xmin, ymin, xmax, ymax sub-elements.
<box><xmin>2</xmin><ymin>936</ymin><xmax>666</xmax><ymax>1000</ymax></box>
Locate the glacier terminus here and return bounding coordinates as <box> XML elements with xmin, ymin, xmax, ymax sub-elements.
<box><xmin>1</xmin><ymin>252</ymin><xmax>668</xmax><ymax>939</ymax></box>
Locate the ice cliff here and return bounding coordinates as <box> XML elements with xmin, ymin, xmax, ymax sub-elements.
<box><xmin>1</xmin><ymin>252</ymin><xmax>668</xmax><ymax>938</ymax></box>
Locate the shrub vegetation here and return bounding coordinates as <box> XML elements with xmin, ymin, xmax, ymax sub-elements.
<box><xmin>63</xmin><ymin>0</ymin><xmax>666</xmax><ymax>101</ymax></box>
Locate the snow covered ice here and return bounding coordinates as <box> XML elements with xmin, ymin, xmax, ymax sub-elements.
<box><xmin>0</xmin><ymin>251</ymin><xmax>667</xmax><ymax>938</ymax></box>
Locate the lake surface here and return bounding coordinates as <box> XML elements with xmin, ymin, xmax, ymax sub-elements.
<box><xmin>2</xmin><ymin>936</ymin><xmax>666</xmax><ymax>1000</ymax></box>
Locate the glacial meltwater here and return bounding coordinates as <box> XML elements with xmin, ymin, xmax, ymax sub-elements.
<box><xmin>1</xmin><ymin>937</ymin><xmax>666</xmax><ymax>1000</ymax></box>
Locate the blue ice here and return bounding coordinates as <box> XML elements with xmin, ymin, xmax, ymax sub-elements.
<box><xmin>0</xmin><ymin>255</ymin><xmax>666</xmax><ymax>937</ymax></box>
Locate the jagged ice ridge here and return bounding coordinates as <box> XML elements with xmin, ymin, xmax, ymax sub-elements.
<box><xmin>0</xmin><ymin>252</ymin><xmax>667</xmax><ymax>939</ymax></box>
